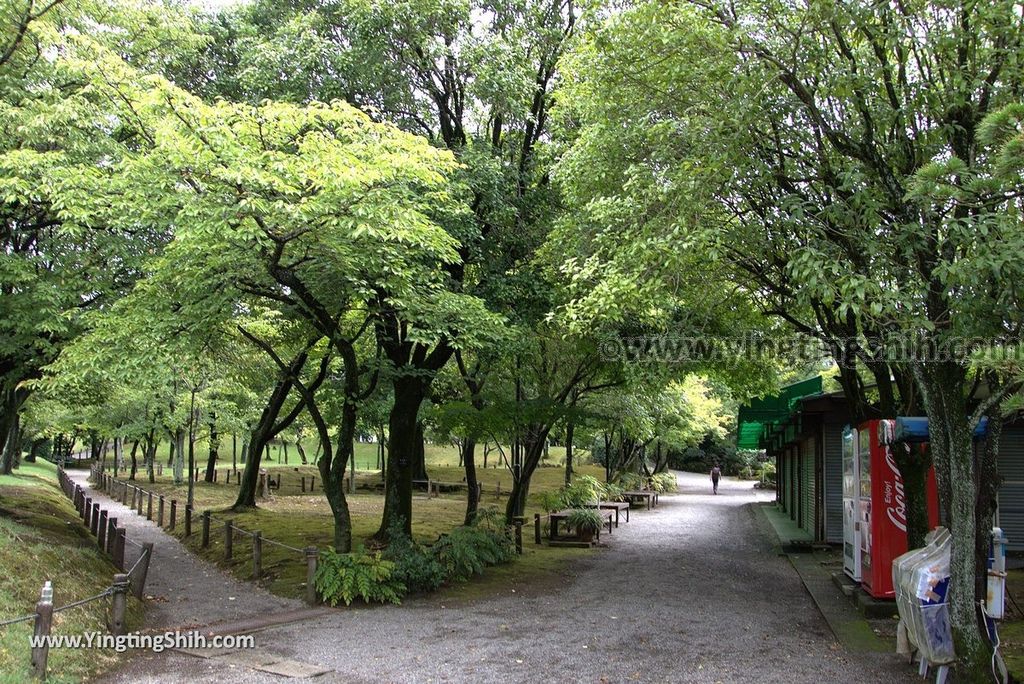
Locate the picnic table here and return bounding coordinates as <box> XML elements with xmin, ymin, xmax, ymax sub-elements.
<box><xmin>584</xmin><ymin>501</ymin><xmax>630</xmax><ymax>526</ymax></box>
<box><xmin>549</xmin><ymin>508</ymin><xmax>614</xmax><ymax>540</ymax></box>
<box><xmin>622</xmin><ymin>490</ymin><xmax>658</xmax><ymax>510</ymax></box>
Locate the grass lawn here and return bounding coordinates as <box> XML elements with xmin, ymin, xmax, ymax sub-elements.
<box><xmin>0</xmin><ymin>459</ymin><xmax>143</xmax><ymax>683</ymax></box>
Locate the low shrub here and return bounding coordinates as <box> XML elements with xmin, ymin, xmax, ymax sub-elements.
<box><xmin>315</xmin><ymin>547</ymin><xmax>405</xmax><ymax>606</ymax></box>
<box><xmin>383</xmin><ymin>524</ymin><xmax>446</xmax><ymax>594</ymax></box>
<box><xmin>432</xmin><ymin>524</ymin><xmax>515</xmax><ymax>582</ymax></box>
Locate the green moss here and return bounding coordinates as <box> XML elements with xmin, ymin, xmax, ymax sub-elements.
<box><xmin>0</xmin><ymin>474</ymin><xmax>143</xmax><ymax>683</ymax></box>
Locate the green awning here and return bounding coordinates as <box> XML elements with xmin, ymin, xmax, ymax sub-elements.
<box><xmin>735</xmin><ymin>376</ymin><xmax>823</xmax><ymax>450</ymax></box>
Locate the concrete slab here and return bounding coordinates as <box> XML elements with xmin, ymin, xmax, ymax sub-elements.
<box><xmin>254</xmin><ymin>659</ymin><xmax>332</xmax><ymax>678</ymax></box>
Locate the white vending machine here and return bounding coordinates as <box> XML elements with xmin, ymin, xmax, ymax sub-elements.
<box><xmin>842</xmin><ymin>426</ymin><xmax>862</xmax><ymax>581</ymax></box>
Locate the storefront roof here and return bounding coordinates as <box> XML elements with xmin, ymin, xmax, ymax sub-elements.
<box><xmin>736</xmin><ymin>376</ymin><xmax>823</xmax><ymax>450</ymax></box>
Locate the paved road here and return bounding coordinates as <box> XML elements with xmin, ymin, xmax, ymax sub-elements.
<box><xmin>100</xmin><ymin>471</ymin><xmax>916</xmax><ymax>683</ymax></box>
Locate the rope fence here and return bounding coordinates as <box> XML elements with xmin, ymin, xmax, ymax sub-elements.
<box><xmin>91</xmin><ymin>467</ymin><xmax>320</xmax><ymax>607</ymax></box>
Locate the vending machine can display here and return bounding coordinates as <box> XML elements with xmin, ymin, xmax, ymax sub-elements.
<box><xmin>842</xmin><ymin>426</ymin><xmax>862</xmax><ymax>581</ymax></box>
<box><xmin>858</xmin><ymin>419</ymin><xmax>939</xmax><ymax>599</ymax></box>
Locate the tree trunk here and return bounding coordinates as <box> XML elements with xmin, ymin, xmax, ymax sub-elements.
<box><xmin>0</xmin><ymin>385</ymin><xmax>26</xmax><ymax>474</ymax></box>
<box><xmin>318</xmin><ymin>403</ymin><xmax>353</xmax><ymax>553</ymax></box>
<box><xmin>25</xmin><ymin>437</ymin><xmax>45</xmax><ymax>463</ymax></box>
<box><xmin>349</xmin><ymin>432</ymin><xmax>356</xmax><ymax>494</ymax></box>
<box><xmin>564</xmin><ymin>420</ymin><xmax>575</xmax><ymax>486</ymax></box>
<box><xmin>128</xmin><ymin>440</ymin><xmax>139</xmax><ymax>481</ymax></box>
<box><xmin>412</xmin><ymin>422</ymin><xmax>428</xmax><ymax>481</ymax></box>
<box><xmin>90</xmin><ymin>431</ymin><xmax>102</xmax><ymax>468</ymax></box>
<box><xmin>893</xmin><ymin>442</ymin><xmax>931</xmax><ymax>551</ymax></box>
<box><xmin>172</xmin><ymin>428</ymin><xmax>185</xmax><ymax>485</ymax></box>
<box><xmin>204</xmin><ymin>414</ymin><xmax>218</xmax><ymax>483</ymax></box>
<box><xmin>375</xmin><ymin>376</ymin><xmax>428</xmax><ymax>541</ymax></box>
<box><xmin>462</xmin><ymin>437</ymin><xmax>478</xmax><ymax>525</ymax></box>
<box><xmin>504</xmin><ymin>424</ymin><xmax>552</xmax><ymax>524</ymax></box>
<box><xmin>145</xmin><ymin>432</ymin><xmax>156</xmax><ymax>484</ymax></box>
<box><xmin>913</xmin><ymin>361</ymin><xmax>991</xmax><ymax>676</ymax></box>
<box><xmin>233</xmin><ymin>355</ymin><xmax>310</xmax><ymax>508</ymax></box>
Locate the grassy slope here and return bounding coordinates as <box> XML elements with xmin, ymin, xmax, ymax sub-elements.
<box><xmin>0</xmin><ymin>460</ymin><xmax>142</xmax><ymax>683</ymax></box>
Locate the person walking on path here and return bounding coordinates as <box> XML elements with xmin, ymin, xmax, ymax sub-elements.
<box><xmin>711</xmin><ymin>464</ymin><xmax>721</xmax><ymax>494</ymax></box>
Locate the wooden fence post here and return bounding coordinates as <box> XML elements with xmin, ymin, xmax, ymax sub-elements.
<box><xmin>106</xmin><ymin>516</ymin><xmax>117</xmax><ymax>556</ymax></box>
<box><xmin>120</xmin><ymin>482</ymin><xmax>128</xmax><ymax>505</ymax></box>
<box><xmin>113</xmin><ymin>527</ymin><xmax>126</xmax><ymax>570</ymax></box>
<box><xmin>84</xmin><ymin>497</ymin><xmax>93</xmax><ymax>528</ymax></box>
<box><xmin>132</xmin><ymin>543</ymin><xmax>154</xmax><ymax>599</ymax></box>
<box><xmin>169</xmin><ymin>500</ymin><xmax>177</xmax><ymax>530</ymax></box>
<box><xmin>253</xmin><ymin>531</ymin><xmax>262</xmax><ymax>582</ymax></box>
<box><xmin>157</xmin><ymin>495</ymin><xmax>165</xmax><ymax>527</ymax></box>
<box><xmin>301</xmin><ymin>476</ymin><xmax>306</xmax><ymax>493</ymax></box>
<box><xmin>201</xmin><ymin>510</ymin><xmax>211</xmax><ymax>548</ymax></box>
<box><xmin>90</xmin><ymin>502</ymin><xmax>100</xmax><ymax>536</ymax></box>
<box><xmin>534</xmin><ymin>513</ymin><xmax>542</xmax><ymax>545</ymax></box>
<box><xmin>184</xmin><ymin>505</ymin><xmax>192</xmax><ymax>537</ymax></box>
<box><xmin>30</xmin><ymin>581</ymin><xmax>53</xmax><ymax>680</ymax></box>
<box><xmin>109</xmin><ymin>573</ymin><xmax>128</xmax><ymax>637</ymax></box>
<box><xmin>129</xmin><ymin>486</ymin><xmax>136</xmax><ymax>511</ymax></box>
<box><xmin>157</xmin><ymin>462</ymin><xmax>162</xmax><ymax>477</ymax></box>
<box><xmin>513</xmin><ymin>517</ymin><xmax>523</xmax><ymax>555</ymax></box>
<box><xmin>224</xmin><ymin>521</ymin><xmax>233</xmax><ymax>560</ymax></box>
<box><xmin>305</xmin><ymin>546</ymin><xmax>318</xmax><ymax>605</ymax></box>
<box><xmin>147</xmin><ymin>491</ymin><xmax>153</xmax><ymax>520</ymax></box>
<box><xmin>137</xmin><ymin>488</ymin><xmax>144</xmax><ymax>515</ymax></box>
<box><xmin>97</xmin><ymin>511</ymin><xmax>108</xmax><ymax>551</ymax></box>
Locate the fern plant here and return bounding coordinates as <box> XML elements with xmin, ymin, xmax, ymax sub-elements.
<box><xmin>602</xmin><ymin>482</ymin><xmax>625</xmax><ymax>501</ymax></box>
<box><xmin>618</xmin><ymin>472</ymin><xmax>644</xmax><ymax>491</ymax></box>
<box><xmin>651</xmin><ymin>472</ymin><xmax>678</xmax><ymax>493</ymax></box>
<box><xmin>432</xmin><ymin>525</ymin><xmax>515</xmax><ymax>582</ymax></box>
<box><xmin>562</xmin><ymin>475</ymin><xmax>606</xmax><ymax>507</ymax></box>
<box><xmin>315</xmin><ymin>547</ymin><xmax>406</xmax><ymax>606</ymax></box>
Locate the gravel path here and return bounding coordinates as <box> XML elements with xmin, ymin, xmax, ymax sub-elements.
<box><xmin>97</xmin><ymin>471</ymin><xmax>917</xmax><ymax>683</ymax></box>
<box><xmin>68</xmin><ymin>470</ymin><xmax>301</xmax><ymax>630</ymax></box>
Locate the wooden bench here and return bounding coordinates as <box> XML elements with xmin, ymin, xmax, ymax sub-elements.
<box><xmin>584</xmin><ymin>501</ymin><xmax>630</xmax><ymax>526</ymax></box>
<box><xmin>622</xmin><ymin>490</ymin><xmax>657</xmax><ymax>510</ymax></box>
<box><xmin>549</xmin><ymin>508</ymin><xmax>614</xmax><ymax>541</ymax></box>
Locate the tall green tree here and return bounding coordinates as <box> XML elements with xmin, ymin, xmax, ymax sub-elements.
<box><xmin>557</xmin><ymin>0</ymin><xmax>1024</xmax><ymax>673</ymax></box>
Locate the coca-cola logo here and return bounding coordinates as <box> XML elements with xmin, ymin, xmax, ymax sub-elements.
<box><xmin>884</xmin><ymin>447</ymin><xmax>907</xmax><ymax>533</ymax></box>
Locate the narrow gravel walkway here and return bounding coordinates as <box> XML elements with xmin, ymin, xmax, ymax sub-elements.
<box><xmin>99</xmin><ymin>471</ymin><xmax>917</xmax><ymax>683</ymax></box>
<box><xmin>68</xmin><ymin>470</ymin><xmax>301</xmax><ymax>630</ymax></box>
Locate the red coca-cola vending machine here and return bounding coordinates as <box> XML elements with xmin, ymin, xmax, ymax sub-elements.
<box><xmin>857</xmin><ymin>419</ymin><xmax>939</xmax><ymax>599</ymax></box>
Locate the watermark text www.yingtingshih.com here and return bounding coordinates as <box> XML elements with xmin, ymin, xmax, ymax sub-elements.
<box><xmin>599</xmin><ymin>333</ymin><xmax>1024</xmax><ymax>368</ymax></box>
<box><xmin>29</xmin><ymin>630</ymin><xmax>255</xmax><ymax>654</ymax></box>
